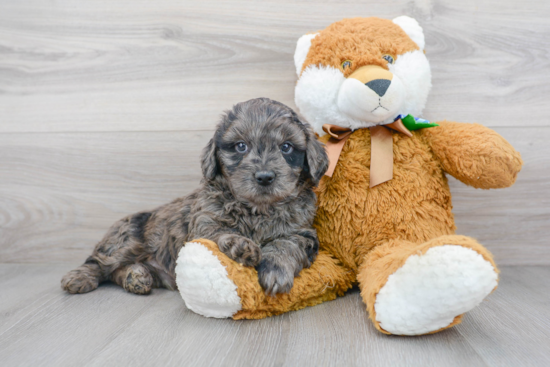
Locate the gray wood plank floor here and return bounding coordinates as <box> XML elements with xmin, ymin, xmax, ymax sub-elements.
<box><xmin>0</xmin><ymin>264</ymin><xmax>549</xmax><ymax>367</ymax></box>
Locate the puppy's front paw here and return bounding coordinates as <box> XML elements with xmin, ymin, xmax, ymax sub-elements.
<box><xmin>257</xmin><ymin>256</ymin><xmax>295</xmax><ymax>296</ymax></box>
<box><xmin>218</xmin><ymin>234</ymin><xmax>261</xmax><ymax>267</ymax></box>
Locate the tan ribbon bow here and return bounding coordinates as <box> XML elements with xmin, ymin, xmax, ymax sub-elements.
<box><xmin>322</xmin><ymin>119</ymin><xmax>413</xmax><ymax>188</ymax></box>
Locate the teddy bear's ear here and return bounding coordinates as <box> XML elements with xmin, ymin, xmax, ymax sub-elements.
<box><xmin>294</xmin><ymin>33</ymin><xmax>319</xmax><ymax>76</ymax></box>
<box><xmin>392</xmin><ymin>16</ymin><xmax>425</xmax><ymax>50</ymax></box>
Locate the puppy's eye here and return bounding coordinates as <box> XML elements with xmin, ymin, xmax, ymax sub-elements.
<box><xmin>280</xmin><ymin>142</ymin><xmax>294</xmax><ymax>154</ymax></box>
<box><xmin>235</xmin><ymin>142</ymin><xmax>248</xmax><ymax>154</ymax></box>
<box><xmin>382</xmin><ymin>54</ymin><xmax>395</xmax><ymax>64</ymax></box>
<box><xmin>341</xmin><ymin>60</ymin><xmax>352</xmax><ymax>70</ymax></box>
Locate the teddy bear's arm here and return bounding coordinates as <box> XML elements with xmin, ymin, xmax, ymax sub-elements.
<box><xmin>422</xmin><ymin>120</ymin><xmax>523</xmax><ymax>189</ymax></box>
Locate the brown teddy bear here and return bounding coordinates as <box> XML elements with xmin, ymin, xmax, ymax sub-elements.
<box><xmin>175</xmin><ymin>16</ymin><xmax>523</xmax><ymax>336</ymax></box>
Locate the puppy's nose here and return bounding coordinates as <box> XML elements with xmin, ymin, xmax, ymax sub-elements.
<box><xmin>365</xmin><ymin>79</ymin><xmax>391</xmax><ymax>97</ymax></box>
<box><xmin>255</xmin><ymin>171</ymin><xmax>276</xmax><ymax>186</ymax></box>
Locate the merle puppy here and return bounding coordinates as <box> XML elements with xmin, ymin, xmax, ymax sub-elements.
<box><xmin>61</xmin><ymin>98</ymin><xmax>329</xmax><ymax>296</ymax></box>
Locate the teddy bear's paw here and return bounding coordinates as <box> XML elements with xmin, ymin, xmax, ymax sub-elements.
<box><xmin>175</xmin><ymin>242</ymin><xmax>242</xmax><ymax>318</ymax></box>
<box><xmin>374</xmin><ymin>245</ymin><xmax>498</xmax><ymax>335</ymax></box>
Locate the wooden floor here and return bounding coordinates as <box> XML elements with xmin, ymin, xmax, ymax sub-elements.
<box><xmin>0</xmin><ymin>264</ymin><xmax>548</xmax><ymax>367</ymax></box>
<box><xmin>2</xmin><ymin>0</ymin><xmax>550</xmax><ymax>366</ymax></box>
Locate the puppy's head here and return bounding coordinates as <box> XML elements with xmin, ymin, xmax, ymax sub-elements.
<box><xmin>201</xmin><ymin>98</ymin><xmax>328</xmax><ymax>205</ymax></box>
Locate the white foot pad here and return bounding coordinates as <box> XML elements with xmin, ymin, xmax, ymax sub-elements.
<box><xmin>374</xmin><ymin>245</ymin><xmax>498</xmax><ymax>335</ymax></box>
<box><xmin>175</xmin><ymin>242</ymin><xmax>242</xmax><ymax>318</ymax></box>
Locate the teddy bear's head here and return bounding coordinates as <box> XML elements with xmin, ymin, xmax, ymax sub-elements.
<box><xmin>294</xmin><ymin>16</ymin><xmax>431</xmax><ymax>135</ymax></box>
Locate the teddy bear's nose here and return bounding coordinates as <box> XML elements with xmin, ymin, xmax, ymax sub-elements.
<box><xmin>365</xmin><ymin>79</ymin><xmax>391</xmax><ymax>97</ymax></box>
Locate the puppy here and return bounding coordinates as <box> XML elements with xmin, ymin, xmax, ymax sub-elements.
<box><xmin>61</xmin><ymin>98</ymin><xmax>329</xmax><ymax>296</ymax></box>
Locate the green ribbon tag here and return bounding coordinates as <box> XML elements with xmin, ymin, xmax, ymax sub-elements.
<box><xmin>398</xmin><ymin>114</ymin><xmax>439</xmax><ymax>131</ymax></box>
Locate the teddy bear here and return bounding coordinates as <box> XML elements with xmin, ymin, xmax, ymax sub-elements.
<box><xmin>175</xmin><ymin>16</ymin><xmax>523</xmax><ymax>336</ymax></box>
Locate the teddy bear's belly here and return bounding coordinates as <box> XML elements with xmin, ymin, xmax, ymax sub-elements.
<box><xmin>314</xmin><ymin>138</ymin><xmax>456</xmax><ymax>270</ymax></box>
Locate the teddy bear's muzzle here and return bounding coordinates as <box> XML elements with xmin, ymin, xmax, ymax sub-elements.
<box><xmin>337</xmin><ymin>68</ymin><xmax>405</xmax><ymax>124</ymax></box>
<box><xmin>349</xmin><ymin>65</ymin><xmax>392</xmax><ymax>84</ymax></box>
<box><xmin>365</xmin><ymin>79</ymin><xmax>391</xmax><ymax>97</ymax></box>
<box><xmin>351</xmin><ymin>66</ymin><xmax>392</xmax><ymax>101</ymax></box>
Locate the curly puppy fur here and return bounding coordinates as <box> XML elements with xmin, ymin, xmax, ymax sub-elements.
<box><xmin>61</xmin><ymin>98</ymin><xmax>329</xmax><ymax>296</ymax></box>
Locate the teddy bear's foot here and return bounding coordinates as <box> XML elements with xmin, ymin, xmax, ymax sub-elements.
<box><xmin>176</xmin><ymin>238</ymin><xmax>355</xmax><ymax>320</ymax></box>
<box><xmin>175</xmin><ymin>241</ymin><xmax>242</xmax><ymax>318</ymax></box>
<box><xmin>374</xmin><ymin>244</ymin><xmax>497</xmax><ymax>335</ymax></box>
<box><xmin>359</xmin><ymin>235</ymin><xmax>499</xmax><ymax>335</ymax></box>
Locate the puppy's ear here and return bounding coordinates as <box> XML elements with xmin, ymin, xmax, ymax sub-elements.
<box><xmin>201</xmin><ymin>138</ymin><xmax>220</xmax><ymax>180</ymax></box>
<box><xmin>304</xmin><ymin>126</ymin><xmax>329</xmax><ymax>186</ymax></box>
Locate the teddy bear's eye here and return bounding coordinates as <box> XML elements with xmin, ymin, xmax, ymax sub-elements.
<box><xmin>382</xmin><ymin>54</ymin><xmax>395</xmax><ymax>64</ymax></box>
<box><xmin>341</xmin><ymin>60</ymin><xmax>352</xmax><ymax>70</ymax></box>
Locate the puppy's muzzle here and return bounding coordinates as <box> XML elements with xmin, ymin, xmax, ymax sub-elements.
<box><xmin>255</xmin><ymin>171</ymin><xmax>276</xmax><ymax>186</ymax></box>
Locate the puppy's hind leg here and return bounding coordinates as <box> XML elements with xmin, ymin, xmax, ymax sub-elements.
<box><xmin>61</xmin><ymin>257</ymin><xmax>104</xmax><ymax>294</ymax></box>
<box><xmin>111</xmin><ymin>263</ymin><xmax>154</xmax><ymax>295</ymax></box>
<box><xmin>61</xmin><ymin>212</ymin><xmax>151</xmax><ymax>294</ymax></box>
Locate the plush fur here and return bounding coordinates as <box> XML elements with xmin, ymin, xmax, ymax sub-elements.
<box><xmin>372</xmin><ymin>243</ymin><xmax>498</xmax><ymax>335</ymax></box>
<box><xmin>177</xmin><ymin>16</ymin><xmax>523</xmax><ymax>336</ymax></box>
<box><xmin>61</xmin><ymin>98</ymin><xmax>329</xmax><ymax>296</ymax></box>
<box><xmin>295</xmin><ymin>17</ymin><xmax>431</xmax><ymax>133</ymax></box>
<box><xmin>176</xmin><ymin>242</ymin><xmax>242</xmax><ymax>318</ymax></box>
<box><xmin>177</xmin><ymin>238</ymin><xmax>355</xmax><ymax>320</ymax></box>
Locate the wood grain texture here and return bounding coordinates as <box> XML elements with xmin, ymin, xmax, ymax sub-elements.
<box><xmin>0</xmin><ymin>3</ymin><xmax>549</xmax><ymax>259</ymax></box>
<box><xmin>0</xmin><ymin>0</ymin><xmax>550</xmax><ymax>133</ymax></box>
<box><xmin>0</xmin><ymin>127</ymin><xmax>548</xmax><ymax>265</ymax></box>
<box><xmin>449</xmin><ymin>127</ymin><xmax>550</xmax><ymax>265</ymax></box>
<box><xmin>0</xmin><ymin>131</ymin><xmax>206</xmax><ymax>263</ymax></box>
<box><xmin>0</xmin><ymin>264</ymin><xmax>549</xmax><ymax>367</ymax></box>
<box><xmin>1</xmin><ymin>1</ymin><xmax>548</xmax><ymax>365</ymax></box>
<box><xmin>457</xmin><ymin>266</ymin><xmax>550</xmax><ymax>366</ymax></box>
